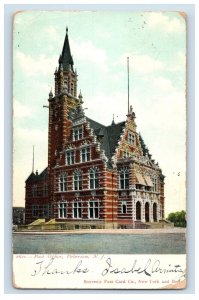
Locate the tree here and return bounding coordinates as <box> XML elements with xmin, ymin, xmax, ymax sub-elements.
<box><xmin>167</xmin><ymin>210</ymin><xmax>186</xmax><ymax>227</ymax></box>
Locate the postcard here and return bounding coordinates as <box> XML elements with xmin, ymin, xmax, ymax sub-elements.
<box><xmin>12</xmin><ymin>10</ymin><xmax>186</xmax><ymax>289</ymax></box>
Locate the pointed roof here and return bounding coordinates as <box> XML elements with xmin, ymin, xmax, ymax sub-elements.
<box><xmin>59</xmin><ymin>27</ymin><xmax>74</xmax><ymax>72</ymax></box>
<box><xmin>25</xmin><ymin>168</ymin><xmax>48</xmax><ymax>183</ymax></box>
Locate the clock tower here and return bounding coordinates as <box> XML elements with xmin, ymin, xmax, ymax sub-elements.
<box><xmin>47</xmin><ymin>28</ymin><xmax>81</xmax><ymax>210</ymax></box>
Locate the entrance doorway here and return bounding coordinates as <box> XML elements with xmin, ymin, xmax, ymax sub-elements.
<box><xmin>136</xmin><ymin>201</ymin><xmax>141</xmax><ymax>220</ymax></box>
<box><xmin>145</xmin><ymin>202</ymin><xmax>150</xmax><ymax>222</ymax></box>
<box><xmin>153</xmin><ymin>203</ymin><xmax>157</xmax><ymax>222</ymax></box>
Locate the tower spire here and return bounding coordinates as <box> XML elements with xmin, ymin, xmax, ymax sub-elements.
<box><xmin>59</xmin><ymin>26</ymin><xmax>74</xmax><ymax>71</ymax></box>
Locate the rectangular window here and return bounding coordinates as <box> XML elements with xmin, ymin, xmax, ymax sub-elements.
<box><xmin>128</xmin><ymin>132</ymin><xmax>135</xmax><ymax>145</ymax></box>
<box><xmin>43</xmin><ymin>184</ymin><xmax>48</xmax><ymax>197</ymax></box>
<box><xmin>89</xmin><ymin>169</ymin><xmax>99</xmax><ymax>189</ymax></box>
<box><xmin>59</xmin><ymin>173</ymin><xmax>67</xmax><ymax>192</ymax></box>
<box><xmin>58</xmin><ymin>202</ymin><xmax>67</xmax><ymax>219</ymax></box>
<box><xmin>81</xmin><ymin>147</ymin><xmax>90</xmax><ymax>162</ymax></box>
<box><xmin>152</xmin><ymin>178</ymin><xmax>157</xmax><ymax>192</ymax></box>
<box><xmin>73</xmin><ymin>202</ymin><xmax>82</xmax><ymax>219</ymax></box>
<box><xmin>119</xmin><ymin>170</ymin><xmax>129</xmax><ymax>189</ymax></box>
<box><xmin>43</xmin><ymin>205</ymin><xmax>49</xmax><ymax>218</ymax></box>
<box><xmin>73</xmin><ymin>127</ymin><xmax>83</xmax><ymax>141</ymax></box>
<box><xmin>123</xmin><ymin>150</ymin><xmax>130</xmax><ymax>158</ymax></box>
<box><xmin>121</xmin><ymin>201</ymin><xmax>127</xmax><ymax>214</ymax></box>
<box><xmin>32</xmin><ymin>205</ymin><xmax>39</xmax><ymax>217</ymax></box>
<box><xmin>71</xmin><ymin>82</ymin><xmax>74</xmax><ymax>96</ymax></box>
<box><xmin>66</xmin><ymin>150</ymin><xmax>75</xmax><ymax>165</ymax></box>
<box><xmin>136</xmin><ymin>184</ymin><xmax>142</xmax><ymax>190</ymax></box>
<box><xmin>89</xmin><ymin>201</ymin><xmax>99</xmax><ymax>219</ymax></box>
<box><xmin>74</xmin><ymin>171</ymin><xmax>82</xmax><ymax>190</ymax></box>
<box><xmin>32</xmin><ymin>185</ymin><xmax>37</xmax><ymax>197</ymax></box>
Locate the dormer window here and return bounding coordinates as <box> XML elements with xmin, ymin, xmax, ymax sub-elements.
<box><xmin>73</xmin><ymin>127</ymin><xmax>83</xmax><ymax>141</ymax></box>
<box><xmin>128</xmin><ymin>132</ymin><xmax>135</xmax><ymax>145</ymax></box>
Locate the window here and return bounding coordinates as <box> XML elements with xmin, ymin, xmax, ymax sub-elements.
<box><xmin>89</xmin><ymin>201</ymin><xmax>99</xmax><ymax>219</ymax></box>
<box><xmin>73</xmin><ymin>127</ymin><xmax>83</xmax><ymax>141</ymax></box>
<box><xmin>136</xmin><ymin>184</ymin><xmax>142</xmax><ymax>190</ymax></box>
<box><xmin>43</xmin><ymin>183</ymin><xmax>48</xmax><ymax>196</ymax></box>
<box><xmin>32</xmin><ymin>185</ymin><xmax>37</xmax><ymax>197</ymax></box>
<box><xmin>63</xmin><ymin>78</ymin><xmax>68</xmax><ymax>92</ymax></box>
<box><xmin>121</xmin><ymin>201</ymin><xmax>127</xmax><ymax>214</ymax></box>
<box><xmin>32</xmin><ymin>205</ymin><xmax>39</xmax><ymax>217</ymax></box>
<box><xmin>119</xmin><ymin>169</ymin><xmax>129</xmax><ymax>189</ymax></box>
<box><xmin>128</xmin><ymin>132</ymin><xmax>135</xmax><ymax>145</ymax></box>
<box><xmin>66</xmin><ymin>150</ymin><xmax>75</xmax><ymax>165</ymax></box>
<box><xmin>59</xmin><ymin>173</ymin><xmax>67</xmax><ymax>192</ymax></box>
<box><xmin>73</xmin><ymin>202</ymin><xmax>82</xmax><ymax>219</ymax></box>
<box><xmin>123</xmin><ymin>150</ymin><xmax>131</xmax><ymax>158</ymax></box>
<box><xmin>89</xmin><ymin>168</ymin><xmax>99</xmax><ymax>189</ymax></box>
<box><xmin>81</xmin><ymin>147</ymin><xmax>90</xmax><ymax>162</ymax></box>
<box><xmin>43</xmin><ymin>205</ymin><xmax>49</xmax><ymax>218</ymax></box>
<box><xmin>74</xmin><ymin>170</ymin><xmax>82</xmax><ymax>190</ymax></box>
<box><xmin>152</xmin><ymin>177</ymin><xmax>157</xmax><ymax>192</ymax></box>
<box><xmin>58</xmin><ymin>202</ymin><xmax>67</xmax><ymax>218</ymax></box>
<box><xmin>71</xmin><ymin>82</ymin><xmax>74</xmax><ymax>96</ymax></box>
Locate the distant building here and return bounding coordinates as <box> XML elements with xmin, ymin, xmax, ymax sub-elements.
<box><xmin>13</xmin><ymin>207</ymin><xmax>25</xmax><ymax>225</ymax></box>
<box><xmin>25</xmin><ymin>28</ymin><xmax>165</xmax><ymax>228</ymax></box>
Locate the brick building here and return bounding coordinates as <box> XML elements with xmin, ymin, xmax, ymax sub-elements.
<box><xmin>25</xmin><ymin>28</ymin><xmax>165</xmax><ymax>229</ymax></box>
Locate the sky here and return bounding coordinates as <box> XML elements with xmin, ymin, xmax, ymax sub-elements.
<box><xmin>13</xmin><ymin>11</ymin><xmax>186</xmax><ymax>216</ymax></box>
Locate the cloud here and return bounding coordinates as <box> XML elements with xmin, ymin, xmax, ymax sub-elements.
<box><xmin>15</xmin><ymin>50</ymin><xmax>57</xmax><ymax>77</ymax></box>
<box><xmin>13</xmin><ymin>100</ymin><xmax>35</xmax><ymax>119</ymax></box>
<box><xmin>119</xmin><ymin>53</ymin><xmax>164</xmax><ymax>74</ymax></box>
<box><xmin>70</xmin><ymin>39</ymin><xmax>108</xmax><ymax>72</ymax></box>
<box><xmin>146</xmin><ymin>12</ymin><xmax>185</xmax><ymax>33</ymax></box>
<box><xmin>14</xmin><ymin>127</ymin><xmax>48</xmax><ymax>144</ymax></box>
<box><xmin>43</xmin><ymin>25</ymin><xmax>61</xmax><ymax>41</ymax></box>
<box><xmin>151</xmin><ymin>76</ymin><xmax>174</xmax><ymax>93</ymax></box>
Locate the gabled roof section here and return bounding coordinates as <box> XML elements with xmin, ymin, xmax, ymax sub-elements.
<box><xmin>25</xmin><ymin>168</ymin><xmax>48</xmax><ymax>183</ymax></box>
<box><xmin>87</xmin><ymin>117</ymin><xmax>125</xmax><ymax>161</ymax></box>
<box><xmin>25</xmin><ymin>172</ymin><xmax>36</xmax><ymax>183</ymax></box>
<box><xmin>59</xmin><ymin>27</ymin><xmax>74</xmax><ymax>72</ymax></box>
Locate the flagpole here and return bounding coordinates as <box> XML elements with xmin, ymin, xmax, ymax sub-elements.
<box><xmin>127</xmin><ymin>57</ymin><xmax>130</xmax><ymax>114</ymax></box>
<box><xmin>32</xmin><ymin>145</ymin><xmax>34</xmax><ymax>173</ymax></box>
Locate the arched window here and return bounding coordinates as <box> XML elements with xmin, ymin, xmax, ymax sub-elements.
<box><xmin>89</xmin><ymin>168</ymin><xmax>99</xmax><ymax>189</ymax></box>
<box><xmin>59</xmin><ymin>173</ymin><xmax>67</xmax><ymax>192</ymax></box>
<box><xmin>73</xmin><ymin>170</ymin><xmax>82</xmax><ymax>190</ymax></box>
<box><xmin>119</xmin><ymin>168</ymin><xmax>129</xmax><ymax>189</ymax></box>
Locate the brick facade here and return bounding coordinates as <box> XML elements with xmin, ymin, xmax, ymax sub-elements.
<box><xmin>25</xmin><ymin>28</ymin><xmax>165</xmax><ymax>228</ymax></box>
